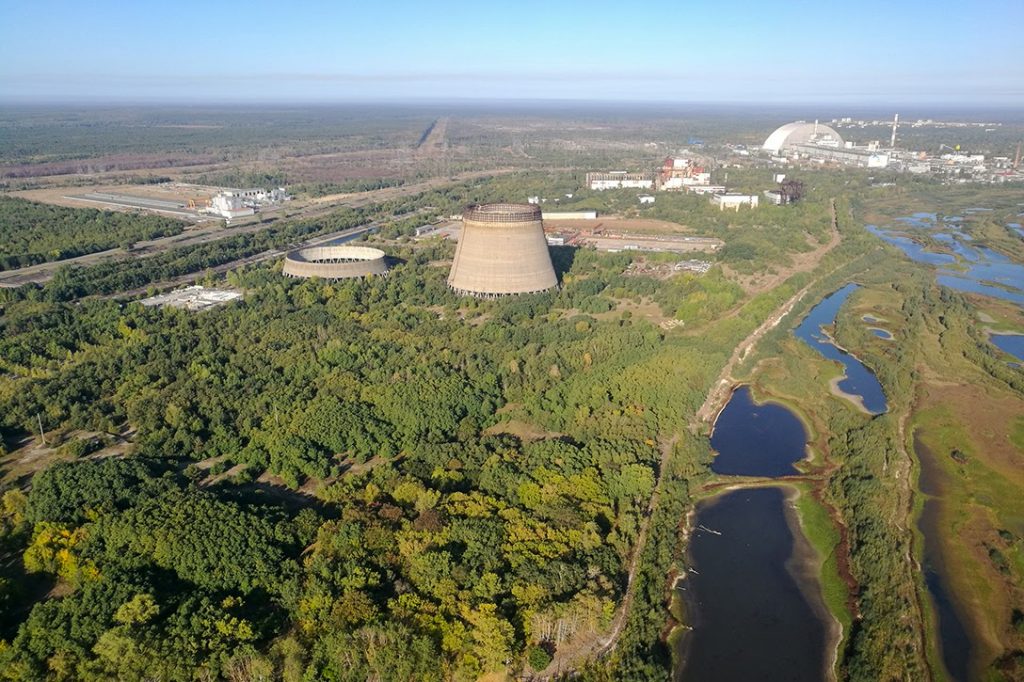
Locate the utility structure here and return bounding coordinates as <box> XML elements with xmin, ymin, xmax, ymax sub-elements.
<box><xmin>447</xmin><ymin>203</ymin><xmax>557</xmax><ymax>298</ymax></box>
<box><xmin>282</xmin><ymin>245</ymin><xmax>388</xmax><ymax>280</ymax></box>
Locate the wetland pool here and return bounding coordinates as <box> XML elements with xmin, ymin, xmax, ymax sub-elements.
<box><xmin>710</xmin><ymin>386</ymin><xmax>808</xmax><ymax>477</ymax></box>
<box><xmin>675</xmin><ymin>487</ymin><xmax>834</xmax><ymax>682</ymax></box>
<box><xmin>794</xmin><ymin>284</ymin><xmax>888</xmax><ymax>414</ymax></box>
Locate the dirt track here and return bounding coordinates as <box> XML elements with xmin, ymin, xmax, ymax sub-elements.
<box><xmin>693</xmin><ymin>199</ymin><xmax>842</xmax><ymax>429</ymax></box>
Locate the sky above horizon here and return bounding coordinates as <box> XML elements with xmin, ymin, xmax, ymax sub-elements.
<box><xmin>1</xmin><ymin>0</ymin><xmax>1021</xmax><ymax>106</ymax></box>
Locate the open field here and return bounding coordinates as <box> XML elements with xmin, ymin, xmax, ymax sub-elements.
<box><xmin>13</xmin><ymin>182</ymin><xmax>221</xmax><ymax>217</ymax></box>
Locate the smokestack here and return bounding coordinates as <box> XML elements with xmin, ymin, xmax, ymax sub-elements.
<box><xmin>448</xmin><ymin>203</ymin><xmax>557</xmax><ymax>298</ymax></box>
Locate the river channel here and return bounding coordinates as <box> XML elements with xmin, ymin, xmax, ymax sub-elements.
<box><xmin>793</xmin><ymin>283</ymin><xmax>888</xmax><ymax>414</ymax></box>
<box><xmin>915</xmin><ymin>434</ymin><xmax>973</xmax><ymax>681</ymax></box>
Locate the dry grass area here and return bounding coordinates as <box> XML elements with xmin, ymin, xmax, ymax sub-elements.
<box><xmin>725</xmin><ymin>232</ymin><xmax>841</xmax><ymax>296</ymax></box>
<box><xmin>13</xmin><ymin>182</ymin><xmax>218</xmax><ymax>213</ymax></box>
<box><xmin>483</xmin><ymin>420</ymin><xmax>562</xmax><ymax>442</ymax></box>
<box><xmin>1</xmin><ymin>431</ymin><xmax>131</xmax><ymax>486</ymax></box>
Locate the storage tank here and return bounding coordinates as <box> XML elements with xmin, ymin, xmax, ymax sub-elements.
<box><xmin>447</xmin><ymin>203</ymin><xmax>557</xmax><ymax>297</ymax></box>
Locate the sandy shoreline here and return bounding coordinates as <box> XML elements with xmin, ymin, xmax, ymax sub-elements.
<box><xmin>829</xmin><ymin>375</ymin><xmax>873</xmax><ymax>415</ymax></box>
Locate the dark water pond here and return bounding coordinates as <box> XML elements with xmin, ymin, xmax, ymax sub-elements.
<box><xmin>870</xmin><ymin>328</ymin><xmax>893</xmax><ymax>340</ymax></box>
<box><xmin>794</xmin><ymin>284</ymin><xmax>888</xmax><ymax>414</ymax></box>
<box><xmin>676</xmin><ymin>487</ymin><xmax>830</xmax><ymax>682</ymax></box>
<box><xmin>915</xmin><ymin>434</ymin><xmax>973</xmax><ymax>681</ymax></box>
<box><xmin>710</xmin><ymin>386</ymin><xmax>807</xmax><ymax>477</ymax></box>
<box><xmin>991</xmin><ymin>333</ymin><xmax>1024</xmax><ymax>362</ymax></box>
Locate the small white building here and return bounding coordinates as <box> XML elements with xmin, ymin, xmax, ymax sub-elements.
<box><xmin>712</xmin><ymin>194</ymin><xmax>760</xmax><ymax>211</ymax></box>
<box><xmin>638</xmin><ymin>195</ymin><xmax>656</xmax><ymax>204</ymax></box>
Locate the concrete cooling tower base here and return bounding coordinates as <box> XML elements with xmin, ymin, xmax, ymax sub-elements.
<box><xmin>447</xmin><ymin>203</ymin><xmax>558</xmax><ymax>297</ymax></box>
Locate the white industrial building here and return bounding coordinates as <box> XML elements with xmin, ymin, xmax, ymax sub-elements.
<box><xmin>206</xmin><ymin>187</ymin><xmax>289</xmax><ymax>219</ymax></box>
<box><xmin>763</xmin><ymin>121</ymin><xmax>845</xmax><ymax>154</ymax></box>
<box><xmin>764</xmin><ymin>121</ymin><xmax>891</xmax><ymax>168</ymax></box>
<box><xmin>586</xmin><ymin>172</ymin><xmax>654</xmax><ymax>191</ymax></box>
<box><xmin>686</xmin><ymin>185</ymin><xmax>726</xmax><ymax>195</ymax></box>
<box><xmin>542</xmin><ymin>210</ymin><xmax>598</xmax><ymax>220</ymax></box>
<box><xmin>712</xmin><ymin>194</ymin><xmax>759</xmax><ymax>211</ymax></box>
<box><xmin>208</xmin><ymin>192</ymin><xmax>255</xmax><ymax>219</ymax></box>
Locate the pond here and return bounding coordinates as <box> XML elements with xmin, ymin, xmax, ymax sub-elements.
<box><xmin>990</xmin><ymin>333</ymin><xmax>1024</xmax><ymax>362</ymax></box>
<box><xmin>675</xmin><ymin>487</ymin><xmax>834</xmax><ymax>682</ymax></box>
<box><xmin>710</xmin><ymin>386</ymin><xmax>808</xmax><ymax>477</ymax></box>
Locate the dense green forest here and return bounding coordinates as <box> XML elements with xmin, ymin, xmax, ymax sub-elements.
<box><xmin>0</xmin><ymin>233</ymin><xmax>740</xmax><ymax>679</ymax></box>
<box><xmin>0</xmin><ymin>197</ymin><xmax>185</xmax><ymax>271</ymax></box>
<box><xmin>0</xmin><ymin>170</ymin><xmax>957</xmax><ymax>679</ymax></box>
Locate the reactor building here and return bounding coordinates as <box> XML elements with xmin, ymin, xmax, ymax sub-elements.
<box><xmin>447</xmin><ymin>203</ymin><xmax>558</xmax><ymax>298</ymax></box>
<box><xmin>282</xmin><ymin>245</ymin><xmax>388</xmax><ymax>280</ymax></box>
<box><xmin>763</xmin><ymin>121</ymin><xmax>845</xmax><ymax>154</ymax></box>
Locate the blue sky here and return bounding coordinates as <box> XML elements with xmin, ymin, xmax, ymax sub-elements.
<box><xmin>1</xmin><ymin>0</ymin><xmax>1021</xmax><ymax>105</ymax></box>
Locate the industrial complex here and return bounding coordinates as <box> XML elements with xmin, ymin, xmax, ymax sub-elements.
<box><xmin>282</xmin><ymin>245</ymin><xmax>389</xmax><ymax>280</ymax></box>
<box><xmin>62</xmin><ymin>184</ymin><xmax>290</xmax><ymax>222</ymax></box>
<box><xmin>447</xmin><ymin>203</ymin><xmax>558</xmax><ymax>298</ymax></box>
<box><xmin>139</xmin><ymin>285</ymin><xmax>242</xmax><ymax>311</ymax></box>
<box><xmin>759</xmin><ymin>116</ymin><xmax>1023</xmax><ymax>181</ymax></box>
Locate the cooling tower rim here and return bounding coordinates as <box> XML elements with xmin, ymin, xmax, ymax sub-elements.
<box><xmin>463</xmin><ymin>202</ymin><xmax>542</xmax><ymax>223</ymax></box>
<box><xmin>282</xmin><ymin>245</ymin><xmax>388</xmax><ymax>280</ymax></box>
<box><xmin>286</xmin><ymin>245</ymin><xmax>386</xmax><ymax>264</ymax></box>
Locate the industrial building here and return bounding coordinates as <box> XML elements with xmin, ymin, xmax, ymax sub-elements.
<box><xmin>687</xmin><ymin>185</ymin><xmax>726</xmax><ymax>195</ymax></box>
<box><xmin>657</xmin><ymin>157</ymin><xmax>711</xmax><ymax>190</ymax></box>
<box><xmin>789</xmin><ymin>144</ymin><xmax>890</xmax><ymax>168</ymax></box>
<box><xmin>139</xmin><ymin>286</ymin><xmax>242</xmax><ymax>311</ymax></box>
<box><xmin>763</xmin><ymin>121</ymin><xmax>892</xmax><ymax>168</ymax></box>
<box><xmin>207</xmin><ymin>187</ymin><xmax>289</xmax><ymax>219</ymax></box>
<box><xmin>762</xmin><ymin>122</ymin><xmax>845</xmax><ymax>154</ymax></box>
<box><xmin>586</xmin><ymin>172</ymin><xmax>654</xmax><ymax>191</ymax></box>
<box><xmin>282</xmin><ymin>245</ymin><xmax>388</xmax><ymax>280</ymax></box>
<box><xmin>543</xmin><ymin>210</ymin><xmax>598</xmax><ymax>220</ymax></box>
<box><xmin>712</xmin><ymin>194</ymin><xmax>760</xmax><ymax>211</ymax></box>
<box><xmin>447</xmin><ymin>203</ymin><xmax>557</xmax><ymax>298</ymax></box>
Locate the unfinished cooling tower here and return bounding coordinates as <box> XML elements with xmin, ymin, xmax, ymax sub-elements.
<box><xmin>447</xmin><ymin>203</ymin><xmax>557</xmax><ymax>297</ymax></box>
